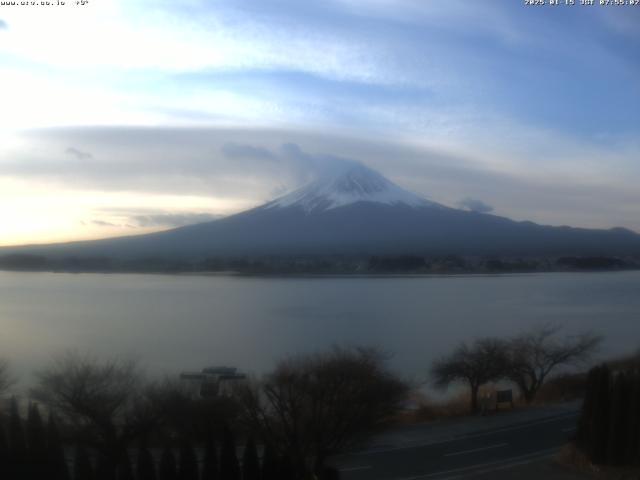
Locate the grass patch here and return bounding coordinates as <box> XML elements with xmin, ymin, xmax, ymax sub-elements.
<box><xmin>556</xmin><ymin>443</ymin><xmax>640</xmax><ymax>479</ymax></box>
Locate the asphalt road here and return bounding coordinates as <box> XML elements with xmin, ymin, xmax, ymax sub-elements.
<box><xmin>333</xmin><ymin>411</ymin><xmax>580</xmax><ymax>480</ymax></box>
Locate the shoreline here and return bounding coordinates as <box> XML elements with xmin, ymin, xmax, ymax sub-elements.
<box><xmin>1</xmin><ymin>267</ymin><xmax>639</xmax><ymax>278</ymax></box>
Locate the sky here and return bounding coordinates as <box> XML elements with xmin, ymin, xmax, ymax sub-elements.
<box><xmin>0</xmin><ymin>0</ymin><xmax>639</xmax><ymax>246</ymax></box>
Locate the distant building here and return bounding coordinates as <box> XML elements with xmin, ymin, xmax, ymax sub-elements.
<box><xmin>180</xmin><ymin>366</ymin><xmax>246</xmax><ymax>397</ymax></box>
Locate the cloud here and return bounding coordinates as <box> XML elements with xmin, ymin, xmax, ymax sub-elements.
<box><xmin>86</xmin><ymin>207</ymin><xmax>224</xmax><ymax>229</ymax></box>
<box><xmin>221</xmin><ymin>141</ymin><xmax>356</xmax><ymax>185</ymax></box>
<box><xmin>3</xmin><ymin>127</ymin><xmax>640</xmax><ymax>233</ymax></box>
<box><xmin>0</xmin><ymin>19</ymin><xmax>7</xmax><ymax>30</ymax></box>
<box><xmin>221</xmin><ymin>142</ymin><xmax>276</xmax><ymax>161</ymax></box>
<box><xmin>1</xmin><ymin>1</ymin><xmax>637</xmax><ymax>147</ymax></box>
<box><xmin>280</xmin><ymin>142</ymin><xmax>362</xmax><ymax>180</ymax></box>
<box><xmin>65</xmin><ymin>147</ymin><xmax>93</xmax><ymax>160</ymax></box>
<box><xmin>130</xmin><ymin>213</ymin><xmax>222</xmax><ymax>228</ymax></box>
<box><xmin>88</xmin><ymin>219</ymin><xmax>119</xmax><ymax>227</ymax></box>
<box><xmin>458</xmin><ymin>197</ymin><xmax>494</xmax><ymax>214</ymax></box>
<box><xmin>600</xmin><ymin>9</ymin><xmax>640</xmax><ymax>39</ymax></box>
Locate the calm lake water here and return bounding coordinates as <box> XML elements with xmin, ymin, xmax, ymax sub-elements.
<box><xmin>1</xmin><ymin>270</ymin><xmax>639</xmax><ymax>388</ymax></box>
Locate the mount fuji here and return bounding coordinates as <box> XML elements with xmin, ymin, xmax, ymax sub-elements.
<box><xmin>3</xmin><ymin>162</ymin><xmax>640</xmax><ymax>266</ymax></box>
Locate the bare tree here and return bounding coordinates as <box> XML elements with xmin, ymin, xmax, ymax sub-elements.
<box><xmin>506</xmin><ymin>324</ymin><xmax>602</xmax><ymax>403</ymax></box>
<box><xmin>31</xmin><ymin>352</ymin><xmax>157</xmax><ymax>475</ymax></box>
<box><xmin>235</xmin><ymin>346</ymin><xmax>408</xmax><ymax>478</ymax></box>
<box><xmin>0</xmin><ymin>359</ymin><xmax>15</xmax><ymax>395</ymax></box>
<box><xmin>431</xmin><ymin>337</ymin><xmax>509</xmax><ymax>413</ymax></box>
<box><xmin>144</xmin><ymin>377</ymin><xmax>239</xmax><ymax>442</ymax></box>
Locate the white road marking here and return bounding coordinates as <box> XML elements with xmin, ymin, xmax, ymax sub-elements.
<box><xmin>444</xmin><ymin>442</ymin><xmax>508</xmax><ymax>457</ymax></box>
<box><xmin>395</xmin><ymin>448</ymin><xmax>558</xmax><ymax>480</ymax></box>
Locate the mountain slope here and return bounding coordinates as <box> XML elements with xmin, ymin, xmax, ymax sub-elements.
<box><xmin>2</xmin><ymin>163</ymin><xmax>640</xmax><ymax>262</ymax></box>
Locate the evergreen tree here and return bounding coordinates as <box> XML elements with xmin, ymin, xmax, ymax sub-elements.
<box><xmin>178</xmin><ymin>439</ymin><xmax>199</xmax><ymax>480</ymax></box>
<box><xmin>201</xmin><ymin>437</ymin><xmax>219</xmax><ymax>480</ymax></box>
<box><xmin>576</xmin><ymin>366</ymin><xmax>599</xmax><ymax>450</ymax></box>
<box><xmin>260</xmin><ymin>443</ymin><xmax>278</xmax><ymax>480</ymax></box>
<box><xmin>241</xmin><ymin>437</ymin><xmax>260</xmax><ymax>480</ymax></box>
<box><xmin>7</xmin><ymin>397</ymin><xmax>29</xmax><ymax>479</ymax></box>
<box><xmin>9</xmin><ymin>397</ymin><xmax>27</xmax><ymax>461</ymax></box>
<box><xmin>137</xmin><ymin>443</ymin><xmax>157</xmax><ymax>480</ymax></box>
<box><xmin>116</xmin><ymin>452</ymin><xmax>135</xmax><ymax>480</ymax></box>
<box><xmin>96</xmin><ymin>452</ymin><xmax>117</xmax><ymax>480</ymax></box>
<box><xmin>607</xmin><ymin>372</ymin><xmax>629</xmax><ymax>465</ymax></box>
<box><xmin>159</xmin><ymin>446</ymin><xmax>178</xmax><ymax>480</ymax></box>
<box><xmin>627</xmin><ymin>372</ymin><xmax>640</xmax><ymax>465</ymax></box>
<box><xmin>591</xmin><ymin>365</ymin><xmax>611</xmax><ymax>464</ymax></box>
<box><xmin>0</xmin><ymin>424</ymin><xmax>10</xmax><ymax>480</ymax></box>
<box><xmin>575</xmin><ymin>365</ymin><xmax>640</xmax><ymax>467</ymax></box>
<box><xmin>46</xmin><ymin>413</ymin><xmax>70</xmax><ymax>480</ymax></box>
<box><xmin>23</xmin><ymin>402</ymin><xmax>49</xmax><ymax>478</ymax></box>
<box><xmin>219</xmin><ymin>426</ymin><xmax>240</xmax><ymax>480</ymax></box>
<box><xmin>74</xmin><ymin>445</ymin><xmax>95</xmax><ymax>480</ymax></box>
<box><xmin>277</xmin><ymin>454</ymin><xmax>294</xmax><ymax>480</ymax></box>
<box><xmin>27</xmin><ymin>403</ymin><xmax>47</xmax><ymax>460</ymax></box>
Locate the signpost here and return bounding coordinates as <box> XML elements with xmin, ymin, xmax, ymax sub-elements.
<box><xmin>495</xmin><ymin>389</ymin><xmax>514</xmax><ymax>411</ymax></box>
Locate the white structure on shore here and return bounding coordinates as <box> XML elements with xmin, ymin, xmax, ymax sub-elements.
<box><xmin>180</xmin><ymin>366</ymin><xmax>246</xmax><ymax>397</ymax></box>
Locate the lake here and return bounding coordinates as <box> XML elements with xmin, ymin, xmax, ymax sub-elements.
<box><xmin>1</xmin><ymin>270</ymin><xmax>639</xmax><ymax>390</ymax></box>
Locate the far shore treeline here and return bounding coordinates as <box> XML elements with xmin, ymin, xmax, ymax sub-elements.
<box><xmin>0</xmin><ymin>253</ymin><xmax>638</xmax><ymax>275</ymax></box>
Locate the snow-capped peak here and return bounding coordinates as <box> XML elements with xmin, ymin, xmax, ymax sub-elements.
<box><xmin>266</xmin><ymin>162</ymin><xmax>439</xmax><ymax>213</ymax></box>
